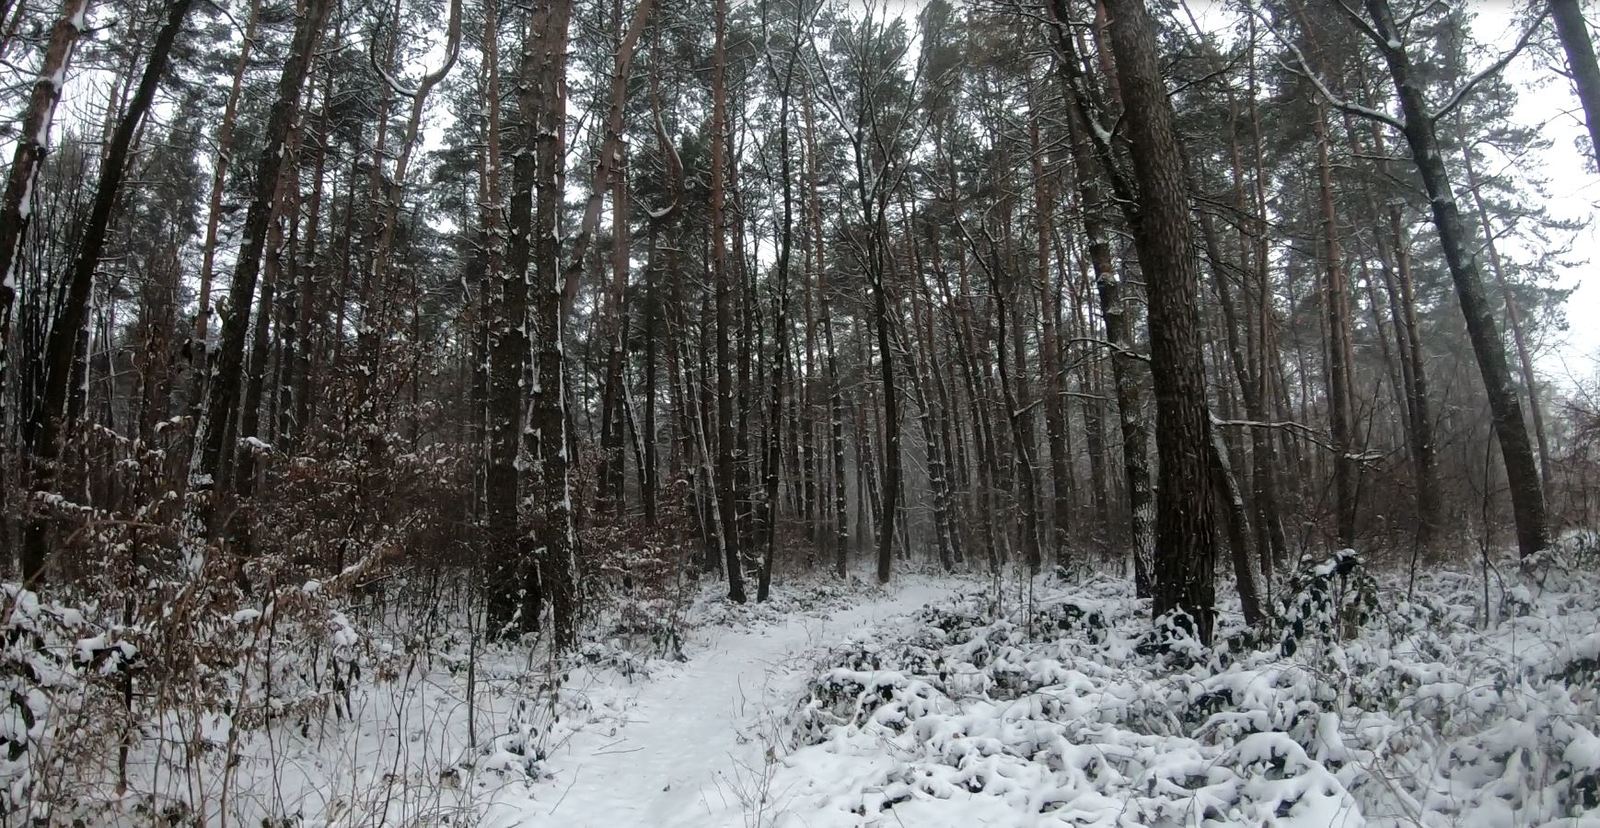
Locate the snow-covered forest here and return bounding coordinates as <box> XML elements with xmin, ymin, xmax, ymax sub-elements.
<box><xmin>3</xmin><ymin>0</ymin><xmax>1600</xmax><ymax>821</ymax></box>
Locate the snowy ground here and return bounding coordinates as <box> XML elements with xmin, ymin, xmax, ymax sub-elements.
<box><xmin>23</xmin><ymin>538</ymin><xmax>1600</xmax><ymax>826</ymax></box>
<box><xmin>495</xmin><ymin>575</ymin><xmax>964</xmax><ymax>828</ymax></box>
<box><xmin>28</xmin><ymin>568</ymin><xmax>973</xmax><ymax>826</ymax></box>
<box><xmin>761</xmin><ymin>545</ymin><xmax>1600</xmax><ymax>827</ymax></box>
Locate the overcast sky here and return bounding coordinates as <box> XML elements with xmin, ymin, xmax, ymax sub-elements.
<box><xmin>1472</xmin><ymin>3</ymin><xmax>1600</xmax><ymax>388</ymax></box>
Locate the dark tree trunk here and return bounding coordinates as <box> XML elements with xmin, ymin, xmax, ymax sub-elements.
<box><xmin>803</xmin><ymin>92</ymin><xmax>848</xmax><ymax>578</ymax></box>
<box><xmin>21</xmin><ymin>0</ymin><xmax>197</xmax><ymax>580</ymax></box>
<box><xmin>1365</xmin><ymin>0</ymin><xmax>1549</xmax><ymax>559</ymax></box>
<box><xmin>1552</xmin><ymin>0</ymin><xmax>1600</xmax><ymax>169</ymax></box>
<box><xmin>757</xmin><ymin>11</ymin><xmax>801</xmax><ymax>600</ymax></box>
<box><xmin>1105</xmin><ymin>0</ymin><xmax>1220</xmax><ymax>643</ymax></box>
<box><xmin>529</xmin><ymin>0</ymin><xmax>579</xmax><ymax>647</ymax></box>
<box><xmin>191</xmin><ymin>0</ymin><xmax>331</xmax><ymax>519</ymax></box>
<box><xmin>1366</xmin><ymin>114</ymin><xmax>1442</xmax><ymax>546</ymax></box>
<box><xmin>1312</xmin><ymin>106</ymin><xmax>1358</xmax><ymax>548</ymax></box>
<box><xmin>871</xmin><ymin>246</ymin><xmax>901</xmax><ymax>585</ymax></box>
<box><xmin>986</xmin><ymin>244</ymin><xmax>1042</xmax><ymax>576</ymax></box>
<box><xmin>1460</xmin><ymin>134</ymin><xmax>1554</xmax><ymax>497</ymax></box>
<box><xmin>0</xmin><ymin>0</ymin><xmax>92</xmax><ymax>435</ymax></box>
<box><xmin>190</xmin><ymin>0</ymin><xmax>264</xmax><ymax>419</ymax></box>
<box><xmin>711</xmin><ymin>0</ymin><xmax>745</xmax><ymax>602</ymax></box>
<box><xmin>1030</xmin><ymin>107</ymin><xmax>1075</xmax><ymax>569</ymax></box>
<box><xmin>1209</xmin><ymin>428</ymin><xmax>1264</xmax><ymax>627</ymax></box>
<box><xmin>486</xmin><ymin>0</ymin><xmax>537</xmax><ymax>636</ymax></box>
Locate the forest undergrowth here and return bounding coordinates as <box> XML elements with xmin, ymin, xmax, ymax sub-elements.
<box><xmin>776</xmin><ymin>532</ymin><xmax>1600</xmax><ymax>827</ymax></box>
<box><xmin>6</xmin><ymin>531</ymin><xmax>1600</xmax><ymax>826</ymax></box>
<box><xmin>0</xmin><ymin>537</ymin><xmax>899</xmax><ymax>826</ymax></box>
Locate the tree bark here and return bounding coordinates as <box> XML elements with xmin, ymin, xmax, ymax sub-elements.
<box><xmin>1030</xmin><ymin>105</ymin><xmax>1075</xmax><ymax>568</ymax></box>
<box><xmin>1313</xmin><ymin>104</ymin><xmax>1359</xmax><ymax>547</ymax></box>
<box><xmin>485</xmin><ymin>0</ymin><xmax>537</xmax><ymax>636</ymax></box>
<box><xmin>1105</xmin><ymin>0</ymin><xmax>1220</xmax><ymax>643</ymax></box>
<box><xmin>191</xmin><ymin>0</ymin><xmax>331</xmax><ymax>518</ymax></box>
<box><xmin>757</xmin><ymin>5</ymin><xmax>802</xmax><ymax>600</ymax></box>
<box><xmin>0</xmin><ymin>0</ymin><xmax>92</xmax><ymax>444</ymax></box>
<box><xmin>1210</xmin><ymin>426</ymin><xmax>1264</xmax><ymax>627</ymax></box>
<box><xmin>802</xmin><ymin>91</ymin><xmax>848</xmax><ymax>578</ymax></box>
<box><xmin>711</xmin><ymin>0</ymin><xmax>746</xmax><ymax>601</ymax></box>
<box><xmin>190</xmin><ymin>0</ymin><xmax>264</xmax><ymax>406</ymax></box>
<box><xmin>529</xmin><ymin>0</ymin><xmax>579</xmax><ymax>646</ymax></box>
<box><xmin>1460</xmin><ymin>133</ymin><xmax>1553</xmax><ymax>496</ymax></box>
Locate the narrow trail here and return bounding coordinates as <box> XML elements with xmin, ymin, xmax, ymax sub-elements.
<box><xmin>488</xmin><ymin>576</ymin><xmax>962</xmax><ymax>828</ymax></box>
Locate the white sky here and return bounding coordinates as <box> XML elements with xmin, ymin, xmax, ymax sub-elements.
<box><xmin>1472</xmin><ymin>4</ymin><xmax>1600</xmax><ymax>388</ymax></box>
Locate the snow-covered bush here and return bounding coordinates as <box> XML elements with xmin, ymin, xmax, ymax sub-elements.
<box><xmin>1273</xmin><ymin>547</ymin><xmax>1379</xmax><ymax>659</ymax></box>
<box><xmin>780</xmin><ymin>550</ymin><xmax>1600</xmax><ymax>826</ymax></box>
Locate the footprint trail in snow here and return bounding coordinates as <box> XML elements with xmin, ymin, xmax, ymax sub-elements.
<box><xmin>488</xmin><ymin>577</ymin><xmax>961</xmax><ymax>828</ymax></box>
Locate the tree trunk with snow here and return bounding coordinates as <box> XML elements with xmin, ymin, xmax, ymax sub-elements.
<box><xmin>21</xmin><ymin>0</ymin><xmax>196</xmax><ymax>581</ymax></box>
<box><xmin>0</xmin><ymin>0</ymin><xmax>91</xmax><ymax>460</ymax></box>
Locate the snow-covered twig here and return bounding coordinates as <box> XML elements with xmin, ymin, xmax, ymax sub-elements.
<box><xmin>1250</xmin><ymin>4</ymin><xmax>1405</xmax><ymax>131</ymax></box>
<box><xmin>1431</xmin><ymin>7</ymin><xmax>1548</xmax><ymax>125</ymax></box>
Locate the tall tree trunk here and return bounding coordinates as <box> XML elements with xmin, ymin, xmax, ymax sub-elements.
<box><xmin>291</xmin><ymin>69</ymin><xmax>334</xmax><ymax>446</ymax></box>
<box><xmin>733</xmin><ymin>170</ymin><xmax>756</xmax><ymax>559</ymax></box>
<box><xmin>470</xmin><ymin>0</ymin><xmax>502</xmax><ymax>521</ymax></box>
<box><xmin>1210</xmin><ymin>426</ymin><xmax>1264</xmax><ymax>626</ymax></box>
<box><xmin>190</xmin><ymin>0</ymin><xmax>264</xmax><ymax>408</ymax></box>
<box><xmin>1365</xmin><ymin>0</ymin><xmax>1549</xmax><ymax>559</ymax></box>
<box><xmin>1060</xmin><ymin>96</ymin><xmax>1155</xmax><ymax>595</ymax></box>
<box><xmin>906</xmin><ymin>221</ymin><xmax>955</xmax><ymax>572</ymax></box>
<box><xmin>1105</xmin><ymin>0</ymin><xmax>1220</xmax><ymax>643</ymax></box>
<box><xmin>191</xmin><ymin>0</ymin><xmax>331</xmax><ymax>519</ymax></box>
<box><xmin>1313</xmin><ymin>105</ymin><xmax>1358</xmax><ymax>547</ymax></box>
<box><xmin>233</xmin><ymin>143</ymin><xmax>298</xmax><ymax>509</ymax></box>
<box><xmin>1459</xmin><ymin>133</ymin><xmax>1553</xmax><ymax>495</ymax></box>
<box><xmin>640</xmin><ymin>41</ymin><xmax>679</xmax><ymax>527</ymax></box>
<box><xmin>868</xmin><ymin>218</ymin><xmax>900</xmax><ymax>585</ymax></box>
<box><xmin>757</xmin><ymin>10</ymin><xmax>801</xmax><ymax>600</ymax></box>
<box><xmin>803</xmin><ymin>92</ymin><xmax>848</xmax><ymax>578</ymax></box>
<box><xmin>594</xmin><ymin>150</ymin><xmax>630</xmax><ymax>515</ymax></box>
<box><xmin>485</xmin><ymin>0</ymin><xmax>538</xmax><ymax>636</ymax></box>
<box><xmin>978</xmin><ymin>234</ymin><xmax>1043</xmax><ymax>575</ymax></box>
<box><xmin>1363</xmin><ymin>115</ymin><xmax>1441</xmax><ymax>546</ymax></box>
<box><xmin>642</xmin><ymin>227</ymin><xmax>659</xmax><ymax>525</ymax></box>
<box><xmin>711</xmin><ymin>0</ymin><xmax>745</xmax><ymax>601</ymax></box>
<box><xmin>0</xmin><ymin>0</ymin><xmax>92</xmax><ymax>446</ymax></box>
<box><xmin>593</xmin><ymin>0</ymin><xmax>638</xmax><ymax>517</ymax></box>
<box><xmin>1215</xmin><ymin>122</ymin><xmax>1287</xmax><ymax>581</ymax></box>
<box><xmin>355</xmin><ymin>0</ymin><xmax>461</xmax><ymax>421</ymax></box>
<box><xmin>529</xmin><ymin>0</ymin><xmax>579</xmax><ymax>646</ymax></box>
<box><xmin>1030</xmin><ymin>105</ymin><xmax>1074</xmax><ymax>568</ymax></box>
<box><xmin>21</xmin><ymin>0</ymin><xmax>196</xmax><ymax>581</ymax></box>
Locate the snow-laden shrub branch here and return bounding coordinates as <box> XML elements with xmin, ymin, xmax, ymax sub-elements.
<box><xmin>781</xmin><ymin>545</ymin><xmax>1600</xmax><ymax>826</ymax></box>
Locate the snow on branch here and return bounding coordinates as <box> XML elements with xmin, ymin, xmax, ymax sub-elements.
<box><xmin>1212</xmin><ymin>416</ymin><xmax>1387</xmax><ymax>464</ymax></box>
<box><xmin>367</xmin><ymin>0</ymin><xmax>463</xmax><ymax>101</ymax></box>
<box><xmin>1250</xmin><ymin>5</ymin><xmax>1405</xmax><ymax>131</ymax></box>
<box><xmin>1431</xmin><ymin>7</ymin><xmax>1548</xmax><ymax>125</ymax></box>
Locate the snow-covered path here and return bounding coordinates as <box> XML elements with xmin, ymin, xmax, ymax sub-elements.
<box><xmin>485</xmin><ymin>576</ymin><xmax>961</xmax><ymax>828</ymax></box>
